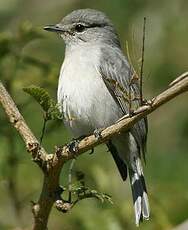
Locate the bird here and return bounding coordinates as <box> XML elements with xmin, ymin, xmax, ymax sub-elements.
<box><xmin>44</xmin><ymin>8</ymin><xmax>149</xmax><ymax>225</ymax></box>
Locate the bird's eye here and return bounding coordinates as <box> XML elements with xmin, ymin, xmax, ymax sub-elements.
<box><xmin>75</xmin><ymin>24</ymin><xmax>85</xmax><ymax>32</ymax></box>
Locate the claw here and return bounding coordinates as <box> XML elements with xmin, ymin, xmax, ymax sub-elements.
<box><xmin>67</xmin><ymin>139</ymin><xmax>80</xmax><ymax>154</ymax></box>
<box><xmin>67</xmin><ymin>135</ymin><xmax>86</xmax><ymax>154</ymax></box>
<box><xmin>129</xmin><ymin>109</ymin><xmax>134</xmax><ymax>117</ymax></box>
<box><xmin>142</xmin><ymin>99</ymin><xmax>153</xmax><ymax>106</ymax></box>
<box><xmin>89</xmin><ymin>148</ymin><xmax>94</xmax><ymax>155</ymax></box>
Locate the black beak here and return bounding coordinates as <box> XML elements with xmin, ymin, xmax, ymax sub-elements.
<box><xmin>44</xmin><ymin>25</ymin><xmax>65</xmax><ymax>33</ymax></box>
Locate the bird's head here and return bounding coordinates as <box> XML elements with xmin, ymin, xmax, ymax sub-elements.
<box><xmin>44</xmin><ymin>9</ymin><xmax>120</xmax><ymax>47</ymax></box>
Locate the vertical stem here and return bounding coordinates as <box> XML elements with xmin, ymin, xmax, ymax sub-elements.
<box><xmin>128</xmin><ymin>68</ymin><xmax>132</xmax><ymax>114</ymax></box>
<box><xmin>68</xmin><ymin>159</ymin><xmax>76</xmax><ymax>202</ymax></box>
<box><xmin>140</xmin><ymin>17</ymin><xmax>146</xmax><ymax>105</ymax></box>
<box><xmin>40</xmin><ymin>117</ymin><xmax>47</xmax><ymax>145</ymax></box>
<box><xmin>32</xmin><ymin>167</ymin><xmax>62</xmax><ymax>230</ymax></box>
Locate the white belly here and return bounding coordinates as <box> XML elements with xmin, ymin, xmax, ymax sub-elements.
<box><xmin>58</xmin><ymin>47</ymin><xmax>123</xmax><ymax>137</ymax></box>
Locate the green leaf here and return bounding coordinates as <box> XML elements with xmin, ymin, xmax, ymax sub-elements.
<box><xmin>23</xmin><ymin>86</ymin><xmax>52</xmax><ymax>111</ymax></box>
<box><xmin>47</xmin><ymin>102</ymin><xmax>63</xmax><ymax>120</ymax></box>
<box><xmin>71</xmin><ymin>183</ymin><xmax>113</xmax><ymax>205</ymax></box>
<box><xmin>23</xmin><ymin>85</ymin><xmax>62</xmax><ymax>121</ymax></box>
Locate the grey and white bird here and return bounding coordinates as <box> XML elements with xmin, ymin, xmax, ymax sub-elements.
<box><xmin>44</xmin><ymin>9</ymin><xmax>149</xmax><ymax>225</ymax></box>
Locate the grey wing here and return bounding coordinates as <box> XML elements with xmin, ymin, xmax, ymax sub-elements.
<box><xmin>99</xmin><ymin>46</ymin><xmax>148</xmax><ymax>160</ymax></box>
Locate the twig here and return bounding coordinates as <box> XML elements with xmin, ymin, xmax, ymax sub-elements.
<box><xmin>140</xmin><ymin>17</ymin><xmax>146</xmax><ymax>105</ymax></box>
<box><xmin>126</xmin><ymin>41</ymin><xmax>133</xmax><ymax>114</ymax></box>
<box><xmin>169</xmin><ymin>72</ymin><xmax>188</xmax><ymax>87</ymax></box>
<box><xmin>40</xmin><ymin>117</ymin><xmax>47</xmax><ymax>145</ymax></box>
<box><xmin>0</xmin><ymin>82</ymin><xmax>48</xmax><ymax>163</ymax></box>
<box><xmin>68</xmin><ymin>159</ymin><xmax>76</xmax><ymax>202</ymax></box>
<box><xmin>3</xmin><ymin>81</ymin><xmax>22</xmax><ymax>224</ymax></box>
<box><xmin>0</xmin><ymin>71</ymin><xmax>188</xmax><ymax>230</ymax></box>
<box><xmin>128</xmin><ymin>67</ymin><xmax>133</xmax><ymax>114</ymax></box>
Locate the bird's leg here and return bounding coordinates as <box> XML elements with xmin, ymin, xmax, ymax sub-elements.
<box><xmin>67</xmin><ymin>135</ymin><xmax>86</xmax><ymax>154</ymax></box>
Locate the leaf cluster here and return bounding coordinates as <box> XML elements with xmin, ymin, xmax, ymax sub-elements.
<box><xmin>64</xmin><ymin>170</ymin><xmax>113</xmax><ymax>206</ymax></box>
<box><xmin>72</xmin><ymin>185</ymin><xmax>113</xmax><ymax>204</ymax></box>
<box><xmin>23</xmin><ymin>86</ymin><xmax>62</xmax><ymax>121</ymax></box>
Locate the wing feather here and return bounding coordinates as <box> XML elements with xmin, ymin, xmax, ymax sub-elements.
<box><xmin>99</xmin><ymin>46</ymin><xmax>147</xmax><ymax>159</ymax></box>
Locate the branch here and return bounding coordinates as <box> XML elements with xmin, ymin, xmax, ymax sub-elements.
<box><xmin>140</xmin><ymin>16</ymin><xmax>146</xmax><ymax>105</ymax></box>
<box><xmin>0</xmin><ymin>82</ymin><xmax>57</xmax><ymax>230</ymax></box>
<box><xmin>0</xmin><ymin>83</ymin><xmax>48</xmax><ymax>164</ymax></box>
<box><xmin>0</xmin><ymin>71</ymin><xmax>188</xmax><ymax>230</ymax></box>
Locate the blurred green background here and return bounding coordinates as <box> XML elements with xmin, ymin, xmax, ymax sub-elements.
<box><xmin>0</xmin><ymin>0</ymin><xmax>188</xmax><ymax>229</ymax></box>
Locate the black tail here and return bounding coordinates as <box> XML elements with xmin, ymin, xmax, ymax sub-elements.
<box><xmin>128</xmin><ymin>158</ymin><xmax>150</xmax><ymax>226</ymax></box>
<box><xmin>107</xmin><ymin>141</ymin><xmax>127</xmax><ymax>181</ymax></box>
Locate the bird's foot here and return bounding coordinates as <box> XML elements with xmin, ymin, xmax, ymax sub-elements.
<box><xmin>93</xmin><ymin>128</ymin><xmax>103</xmax><ymax>141</ymax></box>
<box><xmin>142</xmin><ymin>98</ymin><xmax>153</xmax><ymax>106</ymax></box>
<box><xmin>67</xmin><ymin>136</ymin><xmax>86</xmax><ymax>155</ymax></box>
<box><xmin>128</xmin><ymin>109</ymin><xmax>135</xmax><ymax>117</ymax></box>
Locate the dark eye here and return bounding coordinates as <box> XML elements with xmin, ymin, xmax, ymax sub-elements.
<box><xmin>75</xmin><ymin>24</ymin><xmax>85</xmax><ymax>32</ymax></box>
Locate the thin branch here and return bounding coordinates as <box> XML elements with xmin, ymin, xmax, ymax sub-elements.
<box><xmin>140</xmin><ymin>17</ymin><xmax>146</xmax><ymax>105</ymax></box>
<box><xmin>68</xmin><ymin>159</ymin><xmax>76</xmax><ymax>202</ymax></box>
<box><xmin>39</xmin><ymin>117</ymin><xmax>47</xmax><ymax>145</ymax></box>
<box><xmin>128</xmin><ymin>67</ymin><xmax>133</xmax><ymax>114</ymax></box>
<box><xmin>0</xmin><ymin>82</ymin><xmax>48</xmax><ymax>163</ymax></box>
<box><xmin>0</xmin><ymin>71</ymin><xmax>188</xmax><ymax>230</ymax></box>
<box><xmin>0</xmin><ymin>82</ymin><xmax>53</xmax><ymax>230</ymax></box>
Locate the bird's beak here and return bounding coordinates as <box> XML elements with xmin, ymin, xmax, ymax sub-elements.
<box><xmin>43</xmin><ymin>24</ymin><xmax>65</xmax><ymax>33</ymax></box>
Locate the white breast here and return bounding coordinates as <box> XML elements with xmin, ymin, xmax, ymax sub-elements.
<box><xmin>58</xmin><ymin>45</ymin><xmax>122</xmax><ymax>137</ymax></box>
